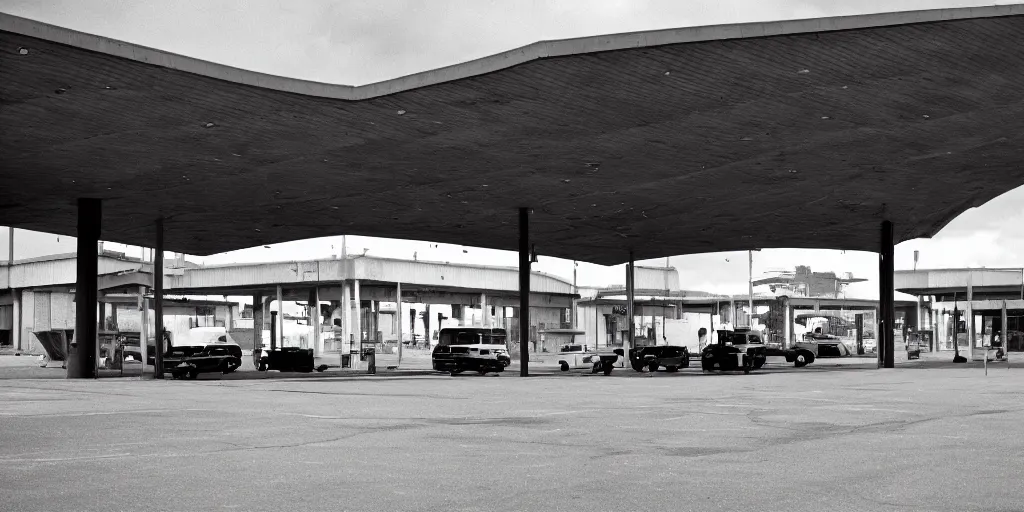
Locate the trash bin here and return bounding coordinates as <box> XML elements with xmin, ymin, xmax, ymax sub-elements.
<box><xmin>361</xmin><ymin>347</ymin><xmax>376</xmax><ymax>374</ymax></box>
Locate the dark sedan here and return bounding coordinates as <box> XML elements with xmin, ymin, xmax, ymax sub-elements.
<box><xmin>164</xmin><ymin>344</ymin><xmax>242</xmax><ymax>380</ymax></box>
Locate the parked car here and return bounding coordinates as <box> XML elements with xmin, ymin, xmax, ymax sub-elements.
<box><xmin>714</xmin><ymin>329</ymin><xmax>768</xmax><ymax>369</ymax></box>
<box><xmin>431</xmin><ymin>327</ymin><xmax>512</xmax><ymax>375</ymax></box>
<box><xmin>701</xmin><ymin>343</ymin><xmax>752</xmax><ymax>374</ymax></box>
<box><xmin>164</xmin><ymin>343</ymin><xmax>242</xmax><ymax>379</ymax></box>
<box><xmin>255</xmin><ymin>346</ymin><xmax>322</xmax><ymax>373</ymax></box>
<box><xmin>628</xmin><ymin>345</ymin><xmax>690</xmax><ymax>372</ymax></box>
<box><xmin>557</xmin><ymin>344</ymin><xmax>623</xmax><ymax>375</ymax></box>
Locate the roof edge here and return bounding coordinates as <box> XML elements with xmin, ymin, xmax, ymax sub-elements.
<box><xmin>2</xmin><ymin>5</ymin><xmax>1022</xmax><ymax>101</ymax></box>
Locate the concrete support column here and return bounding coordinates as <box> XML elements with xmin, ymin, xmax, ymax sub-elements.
<box><xmin>11</xmin><ymin>289</ymin><xmax>20</xmax><ymax>351</ymax></box>
<box><xmin>518</xmin><ymin>207</ymin><xmax>531</xmax><ymax>377</ymax></box>
<box><xmin>480</xmin><ymin>293</ymin><xmax>488</xmax><ymax>327</ymax></box>
<box><xmin>879</xmin><ymin>220</ymin><xmax>895</xmax><ymax>368</ymax></box>
<box><xmin>1001</xmin><ymin>300</ymin><xmax>1009</xmax><ymax>366</ymax></box>
<box><xmin>252</xmin><ymin>293</ymin><xmax>264</xmax><ymax>356</ymax></box>
<box><xmin>154</xmin><ymin>218</ymin><xmax>164</xmax><ymax>379</ymax></box>
<box><xmin>374</xmin><ymin>300</ymin><xmax>380</xmax><ymax>345</ymax></box>
<box><xmin>627</xmin><ymin>252</ymin><xmax>636</xmax><ymax>357</ymax></box>
<box><xmin>354</xmin><ymin>280</ymin><xmax>361</xmax><ymax>352</ymax></box>
<box><xmin>310</xmin><ymin>288</ymin><xmax>321</xmax><ymax>355</ymax></box>
<box><xmin>966</xmin><ymin>274</ymin><xmax>974</xmax><ymax>361</ymax></box>
<box><xmin>276</xmin><ymin>285</ymin><xmax>284</xmax><ymax>348</ymax></box>
<box><xmin>139</xmin><ymin>286</ymin><xmax>149</xmax><ymax>377</ymax></box>
<box><xmin>921</xmin><ymin>296</ymin><xmax>929</xmax><ymax>331</ymax></box>
<box><xmin>69</xmin><ymin>198</ymin><xmax>100</xmax><ymax>379</ymax></box>
<box><xmin>342</xmin><ymin>281</ymin><xmax>351</xmax><ymax>356</ymax></box>
<box><xmin>783</xmin><ymin>299</ymin><xmax>792</xmax><ymax>349</ymax></box>
<box><xmin>396</xmin><ymin>281</ymin><xmax>402</xmax><ymax>366</ymax></box>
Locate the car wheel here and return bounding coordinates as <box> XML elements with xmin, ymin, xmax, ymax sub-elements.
<box><xmin>666</xmin><ymin>366</ymin><xmax>678</xmax><ymax>372</ymax></box>
<box><xmin>744</xmin><ymin>368</ymin><xmax>750</xmax><ymax>374</ymax></box>
<box><xmin>603</xmin><ymin>364</ymin><xmax>613</xmax><ymax>376</ymax></box>
<box><xmin>648</xmin><ymin>363</ymin><xmax>659</xmax><ymax>373</ymax></box>
<box><xmin>794</xmin><ymin>353</ymin><xmax>808</xmax><ymax>368</ymax></box>
<box><xmin>560</xmin><ymin>362</ymin><xmax>569</xmax><ymax>372</ymax></box>
<box><xmin>187</xmin><ymin>369</ymin><xmax>198</xmax><ymax>380</ymax></box>
<box><xmin>477</xmin><ymin>369</ymin><xmax>488</xmax><ymax>375</ymax></box>
<box><xmin>753</xmin><ymin>358</ymin><xmax>766</xmax><ymax>369</ymax></box>
<box><xmin>630</xmin><ymin>361</ymin><xmax>645</xmax><ymax>372</ymax></box>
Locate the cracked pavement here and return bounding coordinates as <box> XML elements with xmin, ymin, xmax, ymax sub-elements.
<box><xmin>1</xmin><ymin>365</ymin><xmax>1022</xmax><ymax>511</ymax></box>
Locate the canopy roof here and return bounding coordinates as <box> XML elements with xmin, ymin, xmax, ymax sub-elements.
<box><xmin>2</xmin><ymin>6</ymin><xmax>1023</xmax><ymax>265</ymax></box>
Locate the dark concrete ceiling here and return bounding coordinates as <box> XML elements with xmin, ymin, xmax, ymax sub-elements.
<box><xmin>2</xmin><ymin>6</ymin><xmax>1023</xmax><ymax>266</ymax></box>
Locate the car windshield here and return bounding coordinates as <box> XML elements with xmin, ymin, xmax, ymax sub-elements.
<box><xmin>481</xmin><ymin>333</ymin><xmax>506</xmax><ymax>345</ymax></box>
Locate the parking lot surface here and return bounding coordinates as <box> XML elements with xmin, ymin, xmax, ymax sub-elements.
<box><xmin>1</xmin><ymin>361</ymin><xmax>1021</xmax><ymax>512</ymax></box>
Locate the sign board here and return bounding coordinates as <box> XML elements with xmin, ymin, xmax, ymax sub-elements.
<box><xmin>611</xmin><ymin>305</ymin><xmax>627</xmax><ymax>315</ymax></box>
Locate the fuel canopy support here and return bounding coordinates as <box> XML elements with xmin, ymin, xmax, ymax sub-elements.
<box><xmin>68</xmin><ymin>198</ymin><xmax>100</xmax><ymax>379</ymax></box>
<box><xmin>519</xmin><ymin>207</ymin><xmax>530</xmax><ymax>377</ymax></box>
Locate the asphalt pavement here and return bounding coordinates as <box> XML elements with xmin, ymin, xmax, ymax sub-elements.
<box><xmin>0</xmin><ymin>355</ymin><xmax>1021</xmax><ymax>512</ymax></box>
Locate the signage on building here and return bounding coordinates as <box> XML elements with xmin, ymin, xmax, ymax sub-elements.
<box><xmin>611</xmin><ymin>305</ymin><xmax>627</xmax><ymax>315</ymax></box>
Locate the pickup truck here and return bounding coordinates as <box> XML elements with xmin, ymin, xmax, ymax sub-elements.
<box><xmin>557</xmin><ymin>344</ymin><xmax>624</xmax><ymax>375</ymax></box>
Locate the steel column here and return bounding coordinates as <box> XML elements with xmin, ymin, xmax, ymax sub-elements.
<box><xmin>252</xmin><ymin>293</ymin><xmax>263</xmax><ymax>355</ymax></box>
<box><xmin>154</xmin><ymin>218</ymin><xmax>164</xmax><ymax>379</ymax></box>
<box><xmin>139</xmin><ymin>286</ymin><xmax>149</xmax><ymax>377</ymax></box>
<box><xmin>627</xmin><ymin>251</ymin><xmax>635</xmax><ymax>357</ymax></box>
<box><xmin>396</xmin><ymin>281</ymin><xmax>402</xmax><ymax>366</ymax></box>
<box><xmin>311</xmin><ymin>288</ymin><xmax>320</xmax><ymax>355</ymax></box>
<box><xmin>967</xmin><ymin>272</ymin><xmax>974</xmax><ymax>361</ymax></box>
<box><xmin>276</xmin><ymin>285</ymin><xmax>283</xmax><ymax>348</ymax></box>
<box><xmin>1002</xmin><ymin>300</ymin><xmax>1009</xmax><ymax>369</ymax></box>
<box><xmin>879</xmin><ymin>220</ymin><xmax>895</xmax><ymax>368</ymax></box>
<box><xmin>518</xmin><ymin>207</ymin><xmax>530</xmax><ymax>377</ymax></box>
<box><xmin>69</xmin><ymin>198</ymin><xmax>100</xmax><ymax>378</ymax></box>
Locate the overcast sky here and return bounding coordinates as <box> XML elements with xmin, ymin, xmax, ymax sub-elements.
<box><xmin>2</xmin><ymin>0</ymin><xmax>1022</xmax><ymax>297</ymax></box>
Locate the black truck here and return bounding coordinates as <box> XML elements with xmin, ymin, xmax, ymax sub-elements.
<box><xmin>629</xmin><ymin>344</ymin><xmax>690</xmax><ymax>372</ymax></box>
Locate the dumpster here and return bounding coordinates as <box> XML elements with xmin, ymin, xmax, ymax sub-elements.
<box><xmin>32</xmin><ymin>330</ymin><xmax>72</xmax><ymax>363</ymax></box>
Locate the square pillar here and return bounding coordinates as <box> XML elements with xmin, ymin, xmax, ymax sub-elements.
<box><xmin>276</xmin><ymin>285</ymin><xmax>284</xmax><ymax>348</ymax></box>
<box><xmin>153</xmin><ymin>218</ymin><xmax>164</xmax><ymax>379</ymax></box>
<box><xmin>253</xmin><ymin>293</ymin><xmax>264</xmax><ymax>356</ymax></box>
<box><xmin>396</xmin><ymin>281</ymin><xmax>402</xmax><ymax>366</ymax></box>
<box><xmin>139</xmin><ymin>286</ymin><xmax>150</xmax><ymax>376</ymax></box>
<box><xmin>354</xmin><ymin>280</ymin><xmax>362</xmax><ymax>351</ymax></box>
<box><xmin>966</xmin><ymin>274</ymin><xmax>974</xmax><ymax>361</ymax></box>
<box><xmin>518</xmin><ymin>207</ymin><xmax>531</xmax><ymax>376</ymax></box>
<box><xmin>627</xmin><ymin>252</ymin><xmax>635</xmax><ymax>354</ymax></box>
<box><xmin>342</xmin><ymin>282</ymin><xmax>351</xmax><ymax>356</ymax></box>
<box><xmin>68</xmin><ymin>198</ymin><xmax>100</xmax><ymax>379</ymax></box>
<box><xmin>309</xmin><ymin>288</ymin><xmax>320</xmax><ymax>355</ymax></box>
<box><xmin>879</xmin><ymin>220</ymin><xmax>895</xmax><ymax>368</ymax></box>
